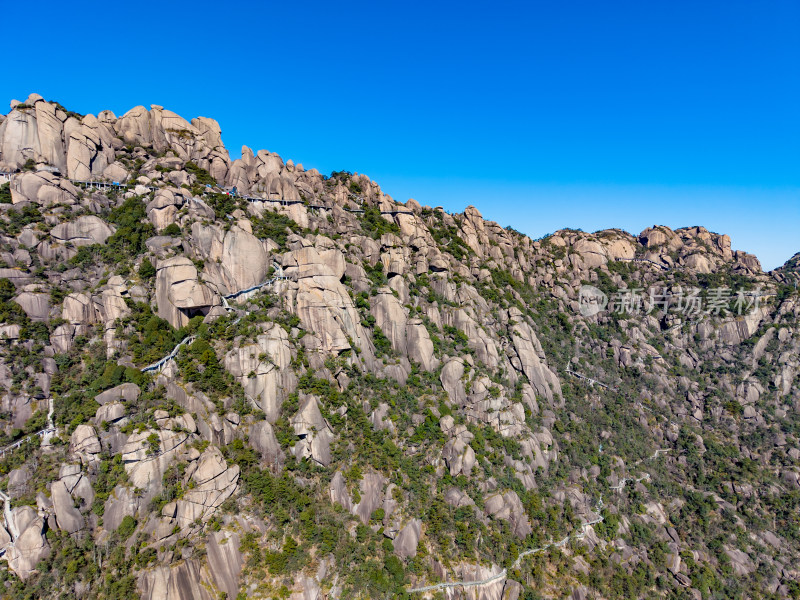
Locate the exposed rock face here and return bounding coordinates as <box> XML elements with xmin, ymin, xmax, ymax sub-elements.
<box><xmin>483</xmin><ymin>490</ymin><xmax>531</xmax><ymax>538</ymax></box>
<box><xmin>155</xmin><ymin>256</ymin><xmax>218</xmax><ymax>328</ymax></box>
<box><xmin>286</xmin><ymin>246</ymin><xmax>374</xmax><ymax>365</ymax></box>
<box><xmin>224</xmin><ymin>324</ymin><xmax>296</xmax><ymax>422</ymax></box>
<box><xmin>62</xmin><ymin>292</ymin><xmax>96</xmax><ymax>324</ymax></box>
<box><xmin>162</xmin><ymin>447</ymin><xmax>239</xmax><ymax>529</ymax></box>
<box><xmin>393</xmin><ymin>518</ymin><xmax>422</xmax><ymax>558</ymax></box>
<box><xmin>0</xmin><ymin>95</ymin><xmax>67</xmax><ymax>171</ymax></box>
<box><xmin>353</xmin><ymin>472</ymin><xmax>387</xmax><ymax>525</ymax></box>
<box><xmin>440</xmin><ymin>415</ymin><xmax>476</xmax><ymax>476</ymax></box>
<box><xmin>95</xmin><ymin>382</ymin><xmax>141</xmax><ymax>405</ymax></box>
<box><xmin>329</xmin><ymin>471</ymin><xmax>353</xmax><ymax>512</ymax></box>
<box><xmin>189</xmin><ymin>220</ymin><xmax>271</xmax><ymax>295</ymax></box>
<box><xmin>245</xmin><ymin>419</ymin><xmax>284</xmax><ymax>467</ymax></box>
<box><xmin>2</xmin><ymin>506</ymin><xmax>49</xmax><ymax>580</ymax></box>
<box><xmin>508</xmin><ymin>308</ymin><xmax>562</xmax><ymax>403</ymax></box>
<box><xmin>121</xmin><ymin>429</ymin><xmax>190</xmax><ymax>503</ymax></box>
<box><xmin>7</xmin><ymin>171</ymin><xmax>79</xmax><ymax>206</ymax></box>
<box><xmin>0</xmin><ymin>94</ymin><xmax>121</xmax><ymax>179</ymax></box>
<box><xmin>138</xmin><ymin>559</ymin><xmax>214</xmax><ymax>600</ymax></box>
<box><xmin>291</xmin><ymin>395</ymin><xmax>334</xmax><ymax>467</ymax></box>
<box><xmin>13</xmin><ymin>291</ymin><xmax>50</xmax><ymax>321</ymax></box>
<box><xmin>69</xmin><ymin>424</ymin><xmax>101</xmax><ymax>464</ymax></box>
<box><xmin>50</xmin><ymin>479</ymin><xmax>84</xmax><ymax>533</ymax></box>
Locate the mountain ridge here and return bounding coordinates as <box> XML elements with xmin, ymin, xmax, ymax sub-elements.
<box><xmin>0</xmin><ymin>93</ymin><xmax>796</xmax><ymax>600</ymax></box>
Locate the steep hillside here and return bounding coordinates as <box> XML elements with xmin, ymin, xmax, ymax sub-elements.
<box><xmin>0</xmin><ymin>93</ymin><xmax>797</xmax><ymax>600</ymax></box>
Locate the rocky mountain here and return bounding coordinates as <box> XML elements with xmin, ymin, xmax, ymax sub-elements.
<box><xmin>0</xmin><ymin>93</ymin><xmax>796</xmax><ymax>600</ymax></box>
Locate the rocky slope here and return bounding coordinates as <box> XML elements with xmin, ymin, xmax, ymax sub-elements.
<box><xmin>0</xmin><ymin>93</ymin><xmax>796</xmax><ymax>600</ymax></box>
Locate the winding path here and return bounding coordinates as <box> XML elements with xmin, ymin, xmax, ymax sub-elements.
<box><xmin>565</xmin><ymin>368</ymin><xmax>619</xmax><ymax>392</ymax></box>
<box><xmin>407</xmin><ymin>447</ymin><xmax>672</xmax><ymax>594</ymax></box>
<box><xmin>140</xmin><ymin>335</ymin><xmax>197</xmax><ymax>373</ymax></box>
<box><xmin>0</xmin><ymin>396</ymin><xmax>57</xmax><ymax>553</ymax></box>
<box><xmin>0</xmin><ymin>397</ymin><xmax>56</xmax><ymax>459</ymax></box>
<box><xmin>141</xmin><ymin>266</ymin><xmax>289</xmax><ymax>373</ymax></box>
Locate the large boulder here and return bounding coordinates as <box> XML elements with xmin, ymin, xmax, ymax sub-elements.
<box><xmin>62</xmin><ymin>292</ymin><xmax>96</xmax><ymax>325</ymax></box>
<box><xmin>69</xmin><ymin>424</ymin><xmax>101</xmax><ymax>464</ymax></box>
<box><xmin>95</xmin><ymin>382</ymin><xmax>141</xmax><ymax>405</ymax></box>
<box><xmin>393</xmin><ymin>519</ymin><xmax>422</xmax><ymax>558</ymax></box>
<box><xmin>155</xmin><ymin>256</ymin><xmax>218</xmax><ymax>328</ymax></box>
<box><xmin>168</xmin><ymin>447</ymin><xmax>239</xmax><ymax>528</ymax></box>
<box><xmin>50</xmin><ymin>215</ymin><xmax>114</xmax><ymax>247</ymax></box>
<box><xmin>50</xmin><ymin>480</ymin><xmax>84</xmax><ymax>533</ymax></box>
<box><xmin>291</xmin><ymin>395</ymin><xmax>334</xmax><ymax>467</ymax></box>
<box><xmin>121</xmin><ymin>429</ymin><xmax>189</xmax><ymax>504</ymax></box>
<box><xmin>0</xmin><ymin>95</ymin><xmax>66</xmax><ymax>171</ymax></box>
<box><xmin>2</xmin><ymin>506</ymin><xmax>49</xmax><ymax>580</ymax></box>
<box><xmin>13</xmin><ymin>291</ymin><xmax>50</xmax><ymax>321</ymax></box>
<box><xmin>483</xmin><ymin>490</ymin><xmax>532</xmax><ymax>538</ymax></box>
<box><xmin>65</xmin><ymin>115</ymin><xmax>116</xmax><ymax>180</ymax></box>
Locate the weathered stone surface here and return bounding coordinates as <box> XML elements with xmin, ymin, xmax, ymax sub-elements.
<box><xmin>329</xmin><ymin>471</ymin><xmax>353</xmax><ymax>512</ymax></box>
<box><xmin>508</xmin><ymin>308</ymin><xmax>562</xmax><ymax>403</ymax></box>
<box><xmin>441</xmin><ymin>418</ymin><xmax>476</xmax><ymax>477</ymax></box>
<box><xmin>224</xmin><ymin>324</ymin><xmax>295</xmax><ymax>423</ymax></box>
<box><xmin>138</xmin><ymin>559</ymin><xmax>214</xmax><ymax>600</ymax></box>
<box><xmin>95</xmin><ymin>382</ymin><xmax>140</xmax><ymax>405</ymax></box>
<box><xmin>286</xmin><ymin>246</ymin><xmax>374</xmax><ymax>363</ymax></box>
<box><xmin>50</xmin><ymin>216</ymin><xmax>114</xmax><ymax>246</ymax></box>
<box><xmin>0</xmin><ymin>96</ymin><xmax>65</xmax><ymax>170</ymax></box>
<box><xmin>51</xmin><ymin>480</ymin><xmax>84</xmax><ymax>533</ymax></box>
<box><xmin>69</xmin><ymin>424</ymin><xmax>101</xmax><ymax>464</ymax></box>
<box><xmin>3</xmin><ymin>506</ymin><xmax>49</xmax><ymax>580</ymax></box>
<box><xmin>13</xmin><ymin>291</ymin><xmax>50</xmax><ymax>321</ymax></box>
<box><xmin>155</xmin><ymin>256</ymin><xmax>218</xmax><ymax>328</ymax></box>
<box><xmin>103</xmin><ymin>485</ymin><xmax>138</xmax><ymax>532</ymax></box>
<box><xmin>393</xmin><ymin>519</ymin><xmax>421</xmax><ymax>558</ymax></box>
<box><xmin>724</xmin><ymin>547</ymin><xmax>755</xmax><ymax>576</ymax></box>
<box><xmin>440</xmin><ymin>358</ymin><xmax>466</xmax><ymax>405</ymax></box>
<box><xmin>406</xmin><ymin>318</ymin><xmax>437</xmax><ymax>371</ymax></box>
<box><xmin>483</xmin><ymin>490</ymin><xmax>531</xmax><ymax>538</ymax></box>
<box><xmin>62</xmin><ymin>292</ymin><xmax>96</xmax><ymax>324</ymax></box>
<box><xmin>170</xmin><ymin>447</ymin><xmax>239</xmax><ymax>528</ymax></box>
<box><xmin>121</xmin><ymin>429</ymin><xmax>189</xmax><ymax>503</ymax></box>
<box><xmin>353</xmin><ymin>472</ymin><xmax>387</xmax><ymax>525</ymax></box>
<box><xmin>246</xmin><ymin>419</ymin><xmax>284</xmax><ymax>466</ymax></box>
<box><xmin>291</xmin><ymin>395</ymin><xmax>334</xmax><ymax>467</ymax></box>
<box><xmin>205</xmin><ymin>531</ymin><xmax>243</xmax><ymax>599</ymax></box>
<box><xmin>371</xmin><ymin>288</ymin><xmax>408</xmax><ymax>354</ymax></box>
<box><xmin>96</xmin><ymin>401</ymin><xmax>125</xmax><ymax>424</ymax></box>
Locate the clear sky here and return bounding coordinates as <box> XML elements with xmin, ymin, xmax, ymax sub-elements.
<box><xmin>2</xmin><ymin>0</ymin><xmax>797</xmax><ymax>269</ymax></box>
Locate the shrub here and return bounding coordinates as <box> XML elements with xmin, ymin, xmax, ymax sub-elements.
<box><xmin>0</xmin><ymin>183</ymin><xmax>11</xmax><ymax>204</ymax></box>
<box><xmin>139</xmin><ymin>258</ymin><xmax>156</xmax><ymax>279</ymax></box>
<box><xmin>185</xmin><ymin>161</ymin><xmax>216</xmax><ymax>186</ymax></box>
<box><xmin>360</xmin><ymin>206</ymin><xmax>400</xmax><ymax>239</ymax></box>
<box><xmin>117</xmin><ymin>515</ymin><xmax>137</xmax><ymax>540</ymax></box>
<box><xmin>251</xmin><ymin>211</ymin><xmax>305</xmax><ymax>247</ymax></box>
<box><xmin>162</xmin><ymin>223</ymin><xmax>182</xmax><ymax>236</ymax></box>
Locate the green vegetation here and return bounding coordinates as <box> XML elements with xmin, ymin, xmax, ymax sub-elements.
<box><xmin>185</xmin><ymin>161</ymin><xmax>216</xmax><ymax>186</ymax></box>
<box><xmin>251</xmin><ymin>210</ymin><xmax>306</xmax><ymax>247</ymax></box>
<box><xmin>359</xmin><ymin>206</ymin><xmax>401</xmax><ymax>239</ymax></box>
<box><xmin>0</xmin><ymin>182</ymin><xmax>12</xmax><ymax>204</ymax></box>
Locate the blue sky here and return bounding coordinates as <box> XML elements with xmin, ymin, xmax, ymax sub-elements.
<box><xmin>3</xmin><ymin>0</ymin><xmax>797</xmax><ymax>269</ymax></box>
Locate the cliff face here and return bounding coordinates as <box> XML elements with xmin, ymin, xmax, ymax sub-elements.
<box><xmin>0</xmin><ymin>93</ymin><xmax>797</xmax><ymax>600</ymax></box>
